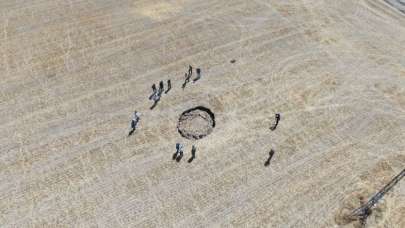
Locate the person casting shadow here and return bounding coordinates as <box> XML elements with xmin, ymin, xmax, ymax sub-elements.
<box><xmin>149</xmin><ymin>84</ymin><xmax>157</xmax><ymax>100</ymax></box>
<box><xmin>150</xmin><ymin>90</ymin><xmax>161</xmax><ymax>109</ymax></box>
<box><xmin>270</xmin><ymin>113</ymin><xmax>281</xmax><ymax>131</ymax></box>
<box><xmin>159</xmin><ymin>81</ymin><xmax>164</xmax><ymax>94</ymax></box>
<box><xmin>264</xmin><ymin>149</ymin><xmax>275</xmax><ymax>167</ymax></box>
<box><xmin>173</xmin><ymin>143</ymin><xmax>184</xmax><ymax>162</ymax></box>
<box><xmin>176</xmin><ymin>152</ymin><xmax>183</xmax><ymax>162</ymax></box>
<box><xmin>128</xmin><ymin>111</ymin><xmax>140</xmax><ymax>136</ymax></box>
<box><xmin>188</xmin><ymin>65</ymin><xmax>193</xmax><ymax>77</ymax></box>
<box><xmin>188</xmin><ymin>145</ymin><xmax>196</xmax><ymax>163</ymax></box>
<box><xmin>182</xmin><ymin>73</ymin><xmax>191</xmax><ymax>89</ymax></box>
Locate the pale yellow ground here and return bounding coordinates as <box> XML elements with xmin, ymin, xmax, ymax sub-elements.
<box><xmin>0</xmin><ymin>0</ymin><xmax>404</xmax><ymax>227</ymax></box>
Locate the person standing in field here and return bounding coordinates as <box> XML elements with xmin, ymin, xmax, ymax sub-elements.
<box><xmin>149</xmin><ymin>84</ymin><xmax>157</xmax><ymax>100</ymax></box>
<box><xmin>150</xmin><ymin>92</ymin><xmax>161</xmax><ymax>110</ymax></box>
<box><xmin>173</xmin><ymin>143</ymin><xmax>184</xmax><ymax>162</ymax></box>
<box><xmin>264</xmin><ymin>149</ymin><xmax>275</xmax><ymax>167</ymax></box>
<box><xmin>182</xmin><ymin>73</ymin><xmax>191</xmax><ymax>89</ymax></box>
<box><xmin>159</xmin><ymin>81</ymin><xmax>164</xmax><ymax>94</ymax></box>
<box><xmin>128</xmin><ymin>111</ymin><xmax>141</xmax><ymax>136</ymax></box>
<box><xmin>270</xmin><ymin>113</ymin><xmax>281</xmax><ymax>131</ymax></box>
<box><xmin>188</xmin><ymin>65</ymin><xmax>193</xmax><ymax>77</ymax></box>
<box><xmin>188</xmin><ymin>145</ymin><xmax>197</xmax><ymax>163</ymax></box>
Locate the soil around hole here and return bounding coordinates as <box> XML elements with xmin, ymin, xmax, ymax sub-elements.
<box><xmin>177</xmin><ymin>106</ymin><xmax>215</xmax><ymax>140</ymax></box>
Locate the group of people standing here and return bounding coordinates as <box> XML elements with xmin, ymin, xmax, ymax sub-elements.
<box><xmin>149</xmin><ymin>80</ymin><xmax>172</xmax><ymax>110</ymax></box>
<box><xmin>128</xmin><ymin>68</ymin><xmax>280</xmax><ymax>167</ymax></box>
<box><xmin>148</xmin><ymin>65</ymin><xmax>202</xmax><ymax>109</ymax></box>
<box><xmin>130</xmin><ymin>65</ymin><xmax>204</xmax><ymax>134</ymax></box>
<box><xmin>182</xmin><ymin>65</ymin><xmax>201</xmax><ymax>89</ymax></box>
<box><xmin>173</xmin><ymin>143</ymin><xmax>197</xmax><ymax>163</ymax></box>
<box><xmin>127</xmin><ymin>65</ymin><xmax>203</xmax><ymax>162</ymax></box>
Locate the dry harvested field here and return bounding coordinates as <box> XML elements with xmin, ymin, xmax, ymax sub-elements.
<box><xmin>1</xmin><ymin>0</ymin><xmax>405</xmax><ymax>227</ymax></box>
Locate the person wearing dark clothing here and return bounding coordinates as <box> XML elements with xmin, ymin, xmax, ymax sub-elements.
<box><xmin>157</xmin><ymin>88</ymin><xmax>163</xmax><ymax>97</ymax></box>
<box><xmin>191</xmin><ymin>145</ymin><xmax>196</xmax><ymax>157</ymax></box>
<box><xmin>173</xmin><ymin>143</ymin><xmax>184</xmax><ymax>162</ymax></box>
<box><xmin>193</xmin><ymin>68</ymin><xmax>201</xmax><ymax>82</ymax></box>
<box><xmin>264</xmin><ymin>149</ymin><xmax>275</xmax><ymax>167</ymax></box>
<box><xmin>159</xmin><ymin>81</ymin><xmax>164</xmax><ymax>93</ymax></box>
<box><xmin>188</xmin><ymin>65</ymin><xmax>193</xmax><ymax>77</ymax></box>
<box><xmin>165</xmin><ymin>79</ymin><xmax>172</xmax><ymax>94</ymax></box>
<box><xmin>128</xmin><ymin>111</ymin><xmax>141</xmax><ymax>136</ymax></box>
<box><xmin>182</xmin><ymin>73</ymin><xmax>191</xmax><ymax>89</ymax></box>
<box><xmin>270</xmin><ymin>113</ymin><xmax>281</xmax><ymax>131</ymax></box>
<box><xmin>182</xmin><ymin>65</ymin><xmax>193</xmax><ymax>89</ymax></box>
<box><xmin>188</xmin><ymin>145</ymin><xmax>196</xmax><ymax>163</ymax></box>
<box><xmin>176</xmin><ymin>150</ymin><xmax>183</xmax><ymax>162</ymax></box>
<box><xmin>150</xmin><ymin>92</ymin><xmax>161</xmax><ymax>110</ymax></box>
<box><xmin>149</xmin><ymin>84</ymin><xmax>157</xmax><ymax>100</ymax></box>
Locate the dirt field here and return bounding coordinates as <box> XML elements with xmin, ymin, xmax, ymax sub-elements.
<box><xmin>1</xmin><ymin>0</ymin><xmax>404</xmax><ymax>227</ymax></box>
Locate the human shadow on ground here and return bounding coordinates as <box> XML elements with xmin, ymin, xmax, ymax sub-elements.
<box><xmin>128</xmin><ymin>129</ymin><xmax>135</xmax><ymax>136</ymax></box>
<box><xmin>264</xmin><ymin>149</ymin><xmax>275</xmax><ymax>167</ymax></box>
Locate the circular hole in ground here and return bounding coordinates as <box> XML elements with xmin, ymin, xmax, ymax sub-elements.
<box><xmin>177</xmin><ymin>106</ymin><xmax>215</xmax><ymax>140</ymax></box>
